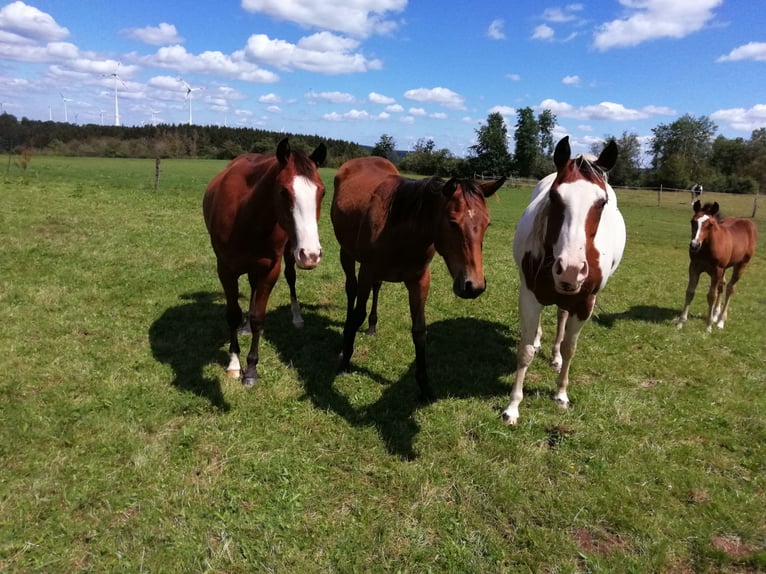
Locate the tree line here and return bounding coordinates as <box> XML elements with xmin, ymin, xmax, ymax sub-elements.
<box><xmin>2</xmin><ymin>109</ymin><xmax>764</xmax><ymax>194</ymax></box>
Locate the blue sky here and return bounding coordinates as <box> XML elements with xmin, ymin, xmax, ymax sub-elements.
<box><xmin>0</xmin><ymin>0</ymin><xmax>764</xmax><ymax>156</ymax></box>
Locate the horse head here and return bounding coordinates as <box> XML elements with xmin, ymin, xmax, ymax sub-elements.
<box><xmin>274</xmin><ymin>138</ymin><xmax>327</xmax><ymax>269</ymax></box>
<box><xmin>435</xmin><ymin>177</ymin><xmax>504</xmax><ymax>299</ymax></box>
<box><xmin>690</xmin><ymin>200</ymin><xmax>720</xmax><ymax>253</ymax></box>
<box><xmin>546</xmin><ymin>136</ymin><xmax>618</xmax><ymax>295</ymax></box>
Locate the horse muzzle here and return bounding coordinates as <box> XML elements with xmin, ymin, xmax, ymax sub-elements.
<box><xmin>689</xmin><ymin>241</ymin><xmax>702</xmax><ymax>254</ymax></box>
<box><xmin>453</xmin><ymin>276</ymin><xmax>486</xmax><ymax>299</ymax></box>
<box><xmin>294</xmin><ymin>246</ymin><xmax>322</xmax><ymax>270</ymax></box>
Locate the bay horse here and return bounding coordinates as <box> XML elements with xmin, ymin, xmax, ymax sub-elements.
<box><xmin>677</xmin><ymin>200</ymin><xmax>757</xmax><ymax>332</ymax></box>
<box><xmin>331</xmin><ymin>156</ymin><xmax>504</xmax><ymax>401</ymax></box>
<box><xmin>203</xmin><ymin>138</ymin><xmax>327</xmax><ymax>387</ymax></box>
<box><xmin>502</xmin><ymin>136</ymin><xmax>626</xmax><ymax>425</ymax></box>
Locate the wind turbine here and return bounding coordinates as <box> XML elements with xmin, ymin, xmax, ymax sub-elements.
<box><xmin>178</xmin><ymin>77</ymin><xmax>205</xmax><ymax>125</ymax></box>
<box><xmin>102</xmin><ymin>63</ymin><xmax>126</xmax><ymax>126</ymax></box>
<box><xmin>60</xmin><ymin>92</ymin><xmax>72</xmax><ymax>122</ymax></box>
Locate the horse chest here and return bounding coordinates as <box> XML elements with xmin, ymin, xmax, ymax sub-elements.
<box><xmin>521</xmin><ymin>251</ymin><xmax>597</xmax><ymax>320</ymax></box>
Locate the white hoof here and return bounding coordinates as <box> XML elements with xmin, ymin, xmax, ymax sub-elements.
<box><xmin>550</xmin><ymin>357</ymin><xmax>563</xmax><ymax>373</ymax></box>
<box><xmin>226</xmin><ymin>369</ymin><xmax>241</xmax><ymax>379</ymax></box>
<box><xmin>501</xmin><ymin>407</ymin><xmax>519</xmax><ymax>425</ymax></box>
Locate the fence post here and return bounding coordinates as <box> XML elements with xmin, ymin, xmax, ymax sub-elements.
<box><xmin>154</xmin><ymin>157</ymin><xmax>161</xmax><ymax>191</ymax></box>
<box><xmin>657</xmin><ymin>184</ymin><xmax>662</xmax><ymax>207</ymax></box>
<box><xmin>752</xmin><ymin>193</ymin><xmax>759</xmax><ymax>218</ymax></box>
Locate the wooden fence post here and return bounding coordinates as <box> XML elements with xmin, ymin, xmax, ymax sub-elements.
<box><xmin>752</xmin><ymin>193</ymin><xmax>759</xmax><ymax>218</ymax></box>
<box><xmin>154</xmin><ymin>157</ymin><xmax>161</xmax><ymax>191</ymax></box>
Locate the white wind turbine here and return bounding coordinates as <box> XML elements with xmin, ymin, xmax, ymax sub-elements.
<box><xmin>102</xmin><ymin>63</ymin><xmax>126</xmax><ymax>126</ymax></box>
<box><xmin>178</xmin><ymin>77</ymin><xmax>205</xmax><ymax>125</ymax></box>
<box><xmin>60</xmin><ymin>92</ymin><xmax>72</xmax><ymax>122</ymax></box>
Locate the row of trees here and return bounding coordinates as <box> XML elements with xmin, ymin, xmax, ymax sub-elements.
<box><xmin>372</xmin><ymin>109</ymin><xmax>764</xmax><ymax>194</ymax></box>
<box><xmin>2</xmin><ymin>109</ymin><xmax>764</xmax><ymax>193</ymax></box>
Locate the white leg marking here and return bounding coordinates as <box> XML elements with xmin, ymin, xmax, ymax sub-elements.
<box><xmin>226</xmin><ymin>353</ymin><xmax>241</xmax><ymax>378</ymax></box>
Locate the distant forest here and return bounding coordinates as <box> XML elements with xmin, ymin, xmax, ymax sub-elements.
<box><xmin>0</xmin><ymin>113</ymin><xmax>368</xmax><ymax>168</ymax></box>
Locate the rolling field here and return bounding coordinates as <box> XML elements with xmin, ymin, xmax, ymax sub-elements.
<box><xmin>1</xmin><ymin>155</ymin><xmax>765</xmax><ymax>572</ymax></box>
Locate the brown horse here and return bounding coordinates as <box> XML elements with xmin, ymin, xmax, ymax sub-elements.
<box><xmin>203</xmin><ymin>138</ymin><xmax>327</xmax><ymax>387</ymax></box>
<box><xmin>331</xmin><ymin>156</ymin><xmax>504</xmax><ymax>401</ymax></box>
<box><xmin>677</xmin><ymin>200</ymin><xmax>758</xmax><ymax>332</ymax></box>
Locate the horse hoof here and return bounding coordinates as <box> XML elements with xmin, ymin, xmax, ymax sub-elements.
<box><xmin>550</xmin><ymin>359</ymin><xmax>563</xmax><ymax>373</ymax></box>
<box><xmin>292</xmin><ymin>319</ymin><xmax>305</xmax><ymax>329</ymax></box>
<box><xmin>226</xmin><ymin>369</ymin><xmax>241</xmax><ymax>379</ymax></box>
<box><xmin>242</xmin><ymin>377</ymin><xmax>256</xmax><ymax>388</ymax></box>
<box><xmin>501</xmin><ymin>411</ymin><xmax>518</xmax><ymax>425</ymax></box>
<box><xmin>365</xmin><ymin>327</ymin><xmax>377</xmax><ymax>337</ymax></box>
<box><xmin>555</xmin><ymin>398</ymin><xmax>569</xmax><ymax>410</ymax></box>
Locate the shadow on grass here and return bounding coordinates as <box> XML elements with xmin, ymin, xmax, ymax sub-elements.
<box><xmin>265</xmin><ymin>307</ymin><xmax>514</xmax><ymax>460</ymax></box>
<box><xmin>594</xmin><ymin>304</ymin><xmax>680</xmax><ymax>327</ymax></box>
<box><xmin>149</xmin><ymin>291</ymin><xmax>231</xmax><ymax>411</ymax></box>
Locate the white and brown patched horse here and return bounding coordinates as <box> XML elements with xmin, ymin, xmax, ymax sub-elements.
<box><xmin>677</xmin><ymin>200</ymin><xmax>757</xmax><ymax>332</ymax></box>
<box><xmin>502</xmin><ymin>136</ymin><xmax>626</xmax><ymax>425</ymax></box>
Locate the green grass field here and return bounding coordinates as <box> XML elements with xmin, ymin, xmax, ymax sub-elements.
<box><xmin>1</xmin><ymin>155</ymin><xmax>765</xmax><ymax>572</ymax></box>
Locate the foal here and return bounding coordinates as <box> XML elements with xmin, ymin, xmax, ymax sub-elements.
<box><xmin>677</xmin><ymin>200</ymin><xmax>758</xmax><ymax>331</ymax></box>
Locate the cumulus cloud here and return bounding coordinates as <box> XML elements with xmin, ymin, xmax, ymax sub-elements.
<box><xmin>244</xmin><ymin>32</ymin><xmax>382</xmax><ymax>74</ymax></box>
<box><xmin>121</xmin><ymin>23</ymin><xmax>184</xmax><ymax>46</ymax></box>
<box><xmin>240</xmin><ymin>0</ymin><xmax>406</xmax><ymax>38</ymax></box>
<box><xmin>403</xmin><ymin>87</ymin><xmax>465</xmax><ymax>109</ymax></box>
<box><xmin>259</xmin><ymin>93</ymin><xmax>282</xmax><ymax>104</ymax></box>
<box><xmin>369</xmin><ymin>92</ymin><xmax>395</xmax><ymax>104</ymax></box>
<box><xmin>543</xmin><ymin>5</ymin><xmax>584</xmax><ymax>23</ymax></box>
<box><xmin>487</xmin><ymin>19</ymin><xmax>505</xmax><ymax>40</ymax></box>
<box><xmin>539</xmin><ymin>98</ymin><xmax>653</xmax><ymax>121</ymax></box>
<box><xmin>323</xmin><ymin>108</ymin><xmax>389</xmax><ymax>121</ymax></box>
<box><xmin>0</xmin><ymin>1</ymin><xmax>69</xmax><ymax>44</ymax></box>
<box><xmin>717</xmin><ymin>41</ymin><xmax>766</xmax><ymax>62</ymax></box>
<box><xmin>562</xmin><ymin>75</ymin><xmax>581</xmax><ymax>86</ymax></box>
<box><xmin>532</xmin><ymin>24</ymin><xmax>554</xmax><ymax>41</ymax></box>
<box><xmin>306</xmin><ymin>90</ymin><xmax>355</xmax><ymax>103</ymax></box>
<box><xmin>710</xmin><ymin>104</ymin><xmax>766</xmax><ymax>132</ymax></box>
<box><xmin>593</xmin><ymin>0</ymin><xmax>723</xmax><ymax>50</ymax></box>
<box><xmin>144</xmin><ymin>44</ymin><xmax>279</xmax><ymax>82</ymax></box>
<box><xmin>489</xmin><ymin>105</ymin><xmax>515</xmax><ymax>116</ymax></box>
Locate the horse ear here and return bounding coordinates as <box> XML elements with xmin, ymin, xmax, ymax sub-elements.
<box><xmin>310</xmin><ymin>142</ymin><xmax>327</xmax><ymax>166</ymax></box>
<box><xmin>597</xmin><ymin>139</ymin><xmax>618</xmax><ymax>172</ymax></box>
<box><xmin>554</xmin><ymin>136</ymin><xmax>570</xmax><ymax>170</ymax></box>
<box><xmin>693</xmin><ymin>200</ymin><xmax>702</xmax><ymax>212</ymax></box>
<box><xmin>442</xmin><ymin>178</ymin><xmax>458</xmax><ymax>198</ymax></box>
<box><xmin>276</xmin><ymin>138</ymin><xmax>291</xmax><ymax>166</ymax></box>
<box><xmin>481</xmin><ymin>177</ymin><xmax>505</xmax><ymax>198</ymax></box>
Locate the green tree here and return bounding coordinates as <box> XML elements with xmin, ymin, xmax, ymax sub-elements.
<box><xmin>371</xmin><ymin>134</ymin><xmax>396</xmax><ymax>162</ymax></box>
<box><xmin>468</xmin><ymin>112</ymin><xmax>512</xmax><ymax>177</ymax></box>
<box><xmin>400</xmin><ymin>138</ymin><xmax>462</xmax><ymax>177</ymax></box>
<box><xmin>537</xmin><ymin>109</ymin><xmax>557</xmax><ymax>157</ymax></box>
<box><xmin>513</xmin><ymin>107</ymin><xmax>540</xmax><ymax>177</ymax></box>
<box><xmin>649</xmin><ymin>114</ymin><xmax>717</xmax><ymax>188</ymax></box>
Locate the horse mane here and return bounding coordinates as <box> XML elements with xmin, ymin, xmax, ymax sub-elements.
<box><xmin>387</xmin><ymin>177</ymin><xmax>445</xmax><ymax>224</ymax></box>
<box><xmin>290</xmin><ymin>149</ymin><xmax>317</xmax><ymax>177</ymax></box>
<box><xmin>572</xmin><ymin>154</ymin><xmax>609</xmax><ymax>185</ymax></box>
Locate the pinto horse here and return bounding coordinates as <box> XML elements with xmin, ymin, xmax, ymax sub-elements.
<box><xmin>331</xmin><ymin>156</ymin><xmax>504</xmax><ymax>401</ymax></box>
<box><xmin>203</xmin><ymin>138</ymin><xmax>327</xmax><ymax>387</ymax></box>
<box><xmin>502</xmin><ymin>136</ymin><xmax>626</xmax><ymax>425</ymax></box>
<box><xmin>677</xmin><ymin>200</ymin><xmax>757</xmax><ymax>332</ymax></box>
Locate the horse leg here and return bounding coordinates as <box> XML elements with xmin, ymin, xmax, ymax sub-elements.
<box><xmin>283</xmin><ymin>247</ymin><xmax>304</xmax><ymax>328</ymax></box>
<box><xmin>502</xmin><ymin>286</ymin><xmax>543</xmax><ymax>425</ymax></box>
<box><xmin>550</xmin><ymin>307</ymin><xmax>567</xmax><ymax>372</ymax></box>
<box><xmin>553</xmin><ymin>312</ymin><xmax>587</xmax><ymax>409</ymax></box>
<box><xmin>532</xmin><ymin>315</ymin><xmax>543</xmax><ymax>351</ymax></box>
<box><xmin>716</xmin><ymin>265</ymin><xmax>744</xmax><ymax>329</ymax></box>
<box><xmin>338</xmin><ymin>250</ymin><xmax>370</xmax><ymax>372</ymax></box>
<box><xmin>365</xmin><ymin>281</ymin><xmax>382</xmax><ymax>336</ymax></box>
<box><xmin>217</xmin><ymin>262</ymin><xmax>243</xmax><ymax>378</ymax></box>
<box><xmin>405</xmin><ymin>270</ymin><xmax>433</xmax><ymax>402</ymax></box>
<box><xmin>242</xmin><ymin>263</ymin><xmax>280</xmax><ymax>387</ymax></box>
<box><xmin>706</xmin><ymin>269</ymin><xmax>724</xmax><ymax>333</ymax></box>
<box><xmin>677</xmin><ymin>264</ymin><xmax>701</xmax><ymax>329</ymax></box>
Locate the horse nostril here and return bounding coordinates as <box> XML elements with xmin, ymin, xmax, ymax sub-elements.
<box><xmin>554</xmin><ymin>260</ymin><xmax>564</xmax><ymax>275</ymax></box>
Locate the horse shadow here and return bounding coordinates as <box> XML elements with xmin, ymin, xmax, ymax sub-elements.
<box><xmin>593</xmin><ymin>304</ymin><xmax>680</xmax><ymax>327</ymax></box>
<box><xmin>148</xmin><ymin>291</ymin><xmax>231</xmax><ymax>411</ymax></box>
<box><xmin>265</xmin><ymin>308</ymin><xmax>515</xmax><ymax>460</ymax></box>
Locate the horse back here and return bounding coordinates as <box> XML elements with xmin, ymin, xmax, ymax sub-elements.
<box><xmin>721</xmin><ymin>217</ymin><xmax>758</xmax><ymax>265</ymax></box>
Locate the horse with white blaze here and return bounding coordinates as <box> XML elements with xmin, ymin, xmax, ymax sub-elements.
<box><xmin>503</xmin><ymin>136</ymin><xmax>626</xmax><ymax>425</ymax></box>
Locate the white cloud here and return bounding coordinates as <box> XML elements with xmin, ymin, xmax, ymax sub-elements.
<box><xmin>259</xmin><ymin>93</ymin><xmax>282</xmax><ymax>103</ymax></box>
<box><xmin>306</xmin><ymin>90</ymin><xmax>355</xmax><ymax>103</ymax></box>
<box><xmin>562</xmin><ymin>74</ymin><xmax>581</xmax><ymax>86</ymax></box>
<box><xmin>369</xmin><ymin>92</ymin><xmax>395</xmax><ymax>104</ymax></box>
<box><xmin>532</xmin><ymin>24</ymin><xmax>554</xmax><ymax>41</ymax></box>
<box><xmin>487</xmin><ymin>19</ymin><xmax>505</xmax><ymax>40</ymax></box>
<box><xmin>593</xmin><ymin>0</ymin><xmax>723</xmax><ymax>50</ymax></box>
<box><xmin>385</xmin><ymin>103</ymin><xmax>403</xmax><ymax>112</ymax></box>
<box><xmin>322</xmin><ymin>108</ymin><xmax>389</xmax><ymax>121</ymax></box>
<box><xmin>717</xmin><ymin>41</ymin><xmax>766</xmax><ymax>63</ymax></box>
<box><xmin>0</xmin><ymin>1</ymin><xmax>69</xmax><ymax>44</ymax></box>
<box><xmin>430</xmin><ymin>112</ymin><xmax>447</xmax><ymax>119</ymax></box>
<box><xmin>543</xmin><ymin>5</ymin><xmax>584</xmax><ymax>23</ymax></box>
<box><xmin>144</xmin><ymin>44</ymin><xmax>279</xmax><ymax>82</ymax></box>
<box><xmin>266</xmin><ymin>105</ymin><xmax>282</xmax><ymax>113</ymax></box>
<box><xmin>710</xmin><ymin>104</ymin><xmax>766</xmax><ymax>132</ymax></box>
<box><xmin>488</xmin><ymin>105</ymin><xmax>515</xmax><ymax>116</ymax></box>
<box><xmin>121</xmin><ymin>23</ymin><xmax>183</xmax><ymax>46</ymax></box>
<box><xmin>404</xmin><ymin>87</ymin><xmax>465</xmax><ymax>109</ymax></box>
<box><xmin>539</xmin><ymin>98</ymin><xmax>650</xmax><ymax>121</ymax></box>
<box><xmin>244</xmin><ymin>32</ymin><xmax>382</xmax><ymax>74</ymax></box>
<box><xmin>240</xmin><ymin>0</ymin><xmax>406</xmax><ymax>38</ymax></box>
<box><xmin>506</xmin><ymin>73</ymin><xmax>521</xmax><ymax>81</ymax></box>
<box><xmin>409</xmin><ymin>107</ymin><xmax>426</xmax><ymax>116</ymax></box>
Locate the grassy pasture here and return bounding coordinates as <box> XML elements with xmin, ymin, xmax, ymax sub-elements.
<box><xmin>1</xmin><ymin>155</ymin><xmax>765</xmax><ymax>572</ymax></box>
